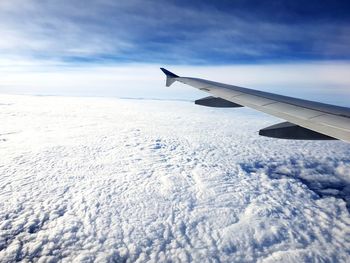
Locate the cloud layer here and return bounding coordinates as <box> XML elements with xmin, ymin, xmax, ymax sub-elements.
<box><xmin>1</xmin><ymin>95</ymin><xmax>350</xmax><ymax>262</ymax></box>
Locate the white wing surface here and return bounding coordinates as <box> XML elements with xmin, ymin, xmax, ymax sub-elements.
<box><xmin>161</xmin><ymin>68</ymin><xmax>350</xmax><ymax>142</ymax></box>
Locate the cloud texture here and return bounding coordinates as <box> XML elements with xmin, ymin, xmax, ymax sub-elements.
<box><xmin>1</xmin><ymin>95</ymin><xmax>350</xmax><ymax>262</ymax></box>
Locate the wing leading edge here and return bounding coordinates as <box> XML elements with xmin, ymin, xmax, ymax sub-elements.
<box><xmin>160</xmin><ymin>68</ymin><xmax>350</xmax><ymax>143</ymax></box>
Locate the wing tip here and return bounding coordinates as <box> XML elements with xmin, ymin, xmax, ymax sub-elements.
<box><xmin>160</xmin><ymin>68</ymin><xmax>179</xmax><ymax>87</ymax></box>
<box><xmin>160</xmin><ymin>68</ymin><xmax>179</xmax><ymax>78</ymax></box>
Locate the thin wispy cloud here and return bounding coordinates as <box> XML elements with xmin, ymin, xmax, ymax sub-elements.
<box><xmin>1</xmin><ymin>0</ymin><xmax>350</xmax><ymax>101</ymax></box>
<box><xmin>1</xmin><ymin>0</ymin><xmax>350</xmax><ymax>64</ymax></box>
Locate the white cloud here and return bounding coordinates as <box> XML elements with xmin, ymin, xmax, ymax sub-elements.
<box><xmin>0</xmin><ymin>95</ymin><xmax>349</xmax><ymax>262</ymax></box>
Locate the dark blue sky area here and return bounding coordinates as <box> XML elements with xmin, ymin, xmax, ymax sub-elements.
<box><xmin>1</xmin><ymin>0</ymin><xmax>350</xmax><ymax>64</ymax></box>
<box><xmin>176</xmin><ymin>0</ymin><xmax>350</xmax><ymax>21</ymax></box>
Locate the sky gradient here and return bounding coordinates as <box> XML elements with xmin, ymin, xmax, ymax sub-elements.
<box><xmin>0</xmin><ymin>0</ymin><xmax>350</xmax><ymax>101</ymax></box>
<box><xmin>2</xmin><ymin>0</ymin><xmax>350</xmax><ymax>64</ymax></box>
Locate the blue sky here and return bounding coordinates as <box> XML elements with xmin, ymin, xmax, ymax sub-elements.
<box><xmin>1</xmin><ymin>0</ymin><xmax>350</xmax><ymax>64</ymax></box>
<box><xmin>0</xmin><ymin>0</ymin><xmax>350</xmax><ymax>101</ymax></box>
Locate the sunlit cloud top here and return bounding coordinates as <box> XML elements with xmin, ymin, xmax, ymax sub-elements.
<box><xmin>1</xmin><ymin>0</ymin><xmax>350</xmax><ymax>65</ymax></box>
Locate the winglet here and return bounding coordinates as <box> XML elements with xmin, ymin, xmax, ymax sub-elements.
<box><xmin>160</xmin><ymin>68</ymin><xmax>179</xmax><ymax>87</ymax></box>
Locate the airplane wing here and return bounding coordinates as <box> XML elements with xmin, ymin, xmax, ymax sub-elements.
<box><xmin>160</xmin><ymin>68</ymin><xmax>350</xmax><ymax>143</ymax></box>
